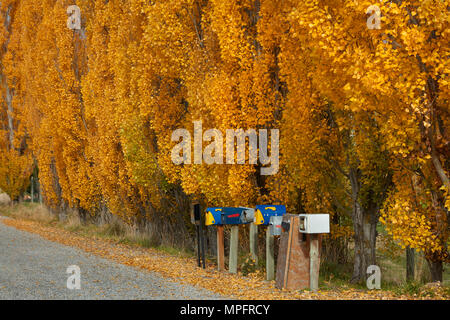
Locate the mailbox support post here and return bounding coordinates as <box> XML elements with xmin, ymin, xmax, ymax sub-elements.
<box><xmin>229</xmin><ymin>226</ymin><xmax>239</xmax><ymax>274</ymax></box>
<box><xmin>250</xmin><ymin>223</ymin><xmax>258</xmax><ymax>265</ymax></box>
<box><xmin>199</xmin><ymin>222</ymin><xmax>206</xmax><ymax>269</ymax></box>
<box><xmin>309</xmin><ymin>234</ymin><xmax>320</xmax><ymax>291</ymax></box>
<box><xmin>217</xmin><ymin>225</ymin><xmax>225</xmax><ymax>271</ymax></box>
<box><xmin>266</xmin><ymin>227</ymin><xmax>275</xmax><ymax>281</ymax></box>
<box><xmin>194</xmin><ymin>204</ymin><xmax>205</xmax><ymax>269</ymax></box>
<box><xmin>196</xmin><ymin>228</ymin><xmax>200</xmax><ymax>267</ymax></box>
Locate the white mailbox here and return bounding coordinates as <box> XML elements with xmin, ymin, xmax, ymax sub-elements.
<box><xmin>299</xmin><ymin>214</ymin><xmax>330</xmax><ymax>234</ymax></box>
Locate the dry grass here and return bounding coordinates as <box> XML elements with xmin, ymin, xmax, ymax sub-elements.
<box><xmin>0</xmin><ymin>202</ymin><xmax>190</xmax><ymax>257</ymax></box>
<box><xmin>0</xmin><ymin>192</ymin><xmax>11</xmax><ymax>205</ymax></box>
<box><xmin>0</xmin><ymin>202</ymin><xmax>56</xmax><ymax>223</ymax></box>
<box><xmin>0</xmin><ymin>202</ymin><xmax>192</xmax><ymax>258</ymax></box>
<box><xmin>96</xmin><ymin>218</ymin><xmax>178</xmax><ymax>253</ymax></box>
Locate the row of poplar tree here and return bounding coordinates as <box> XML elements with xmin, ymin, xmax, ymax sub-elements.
<box><xmin>0</xmin><ymin>0</ymin><xmax>448</xmax><ymax>282</ymax></box>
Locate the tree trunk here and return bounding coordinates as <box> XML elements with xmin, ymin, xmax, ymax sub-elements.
<box><xmin>37</xmin><ymin>178</ymin><xmax>42</xmax><ymax>204</ymax></box>
<box><xmin>3</xmin><ymin>5</ymin><xmax>14</xmax><ymax>152</ymax></box>
<box><xmin>31</xmin><ymin>176</ymin><xmax>34</xmax><ymax>203</ymax></box>
<box><xmin>427</xmin><ymin>259</ymin><xmax>443</xmax><ymax>283</ymax></box>
<box><xmin>406</xmin><ymin>247</ymin><xmax>415</xmax><ymax>281</ymax></box>
<box><xmin>5</xmin><ymin>85</ymin><xmax>14</xmax><ymax>150</ymax></box>
<box><xmin>349</xmin><ymin>167</ymin><xmax>378</xmax><ymax>283</ymax></box>
<box><xmin>351</xmin><ymin>202</ymin><xmax>378</xmax><ymax>283</ymax></box>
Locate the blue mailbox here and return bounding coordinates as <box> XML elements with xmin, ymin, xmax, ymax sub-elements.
<box><xmin>205</xmin><ymin>207</ymin><xmax>254</xmax><ymax>226</ymax></box>
<box><xmin>205</xmin><ymin>207</ymin><xmax>224</xmax><ymax>226</ymax></box>
<box><xmin>254</xmin><ymin>205</ymin><xmax>286</xmax><ymax>225</ymax></box>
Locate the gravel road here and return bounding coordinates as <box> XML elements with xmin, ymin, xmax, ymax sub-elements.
<box><xmin>0</xmin><ymin>217</ymin><xmax>225</xmax><ymax>300</ymax></box>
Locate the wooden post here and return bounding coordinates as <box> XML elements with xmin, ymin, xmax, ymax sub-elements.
<box><xmin>229</xmin><ymin>226</ymin><xmax>239</xmax><ymax>274</ymax></box>
<box><xmin>199</xmin><ymin>223</ymin><xmax>206</xmax><ymax>269</ymax></box>
<box><xmin>217</xmin><ymin>225</ymin><xmax>225</xmax><ymax>271</ymax></box>
<box><xmin>266</xmin><ymin>227</ymin><xmax>275</xmax><ymax>281</ymax></box>
<box><xmin>283</xmin><ymin>221</ymin><xmax>294</xmax><ymax>288</ymax></box>
<box><xmin>250</xmin><ymin>223</ymin><xmax>258</xmax><ymax>265</ymax></box>
<box><xmin>196</xmin><ymin>225</ymin><xmax>201</xmax><ymax>267</ymax></box>
<box><xmin>309</xmin><ymin>234</ymin><xmax>320</xmax><ymax>291</ymax></box>
<box><xmin>193</xmin><ymin>203</ymin><xmax>202</xmax><ymax>268</ymax></box>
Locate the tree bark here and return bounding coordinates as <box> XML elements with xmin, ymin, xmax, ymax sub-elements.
<box><xmin>2</xmin><ymin>5</ymin><xmax>14</xmax><ymax>151</ymax></box>
<box><xmin>349</xmin><ymin>167</ymin><xmax>378</xmax><ymax>283</ymax></box>
<box><xmin>5</xmin><ymin>85</ymin><xmax>14</xmax><ymax>150</ymax></box>
<box><xmin>406</xmin><ymin>247</ymin><xmax>415</xmax><ymax>282</ymax></box>
<box><xmin>351</xmin><ymin>202</ymin><xmax>378</xmax><ymax>283</ymax></box>
<box><xmin>427</xmin><ymin>259</ymin><xmax>443</xmax><ymax>283</ymax></box>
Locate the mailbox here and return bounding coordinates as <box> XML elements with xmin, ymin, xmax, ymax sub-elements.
<box><xmin>205</xmin><ymin>207</ymin><xmax>224</xmax><ymax>226</ymax></box>
<box><xmin>269</xmin><ymin>215</ymin><xmax>284</xmax><ymax>236</ymax></box>
<box><xmin>254</xmin><ymin>205</ymin><xmax>286</xmax><ymax>225</ymax></box>
<box><xmin>205</xmin><ymin>207</ymin><xmax>255</xmax><ymax>226</ymax></box>
<box><xmin>298</xmin><ymin>214</ymin><xmax>330</xmax><ymax>234</ymax></box>
<box><xmin>222</xmin><ymin>207</ymin><xmax>254</xmax><ymax>225</ymax></box>
<box><xmin>241</xmin><ymin>207</ymin><xmax>255</xmax><ymax>224</ymax></box>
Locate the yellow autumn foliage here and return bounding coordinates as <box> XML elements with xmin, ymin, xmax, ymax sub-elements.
<box><xmin>0</xmin><ymin>0</ymin><xmax>447</xmax><ymax>267</ymax></box>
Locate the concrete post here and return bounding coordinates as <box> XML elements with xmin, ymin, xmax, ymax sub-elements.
<box><xmin>309</xmin><ymin>234</ymin><xmax>320</xmax><ymax>291</ymax></box>
<box><xmin>250</xmin><ymin>223</ymin><xmax>258</xmax><ymax>265</ymax></box>
<box><xmin>229</xmin><ymin>226</ymin><xmax>239</xmax><ymax>274</ymax></box>
<box><xmin>266</xmin><ymin>227</ymin><xmax>275</xmax><ymax>281</ymax></box>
